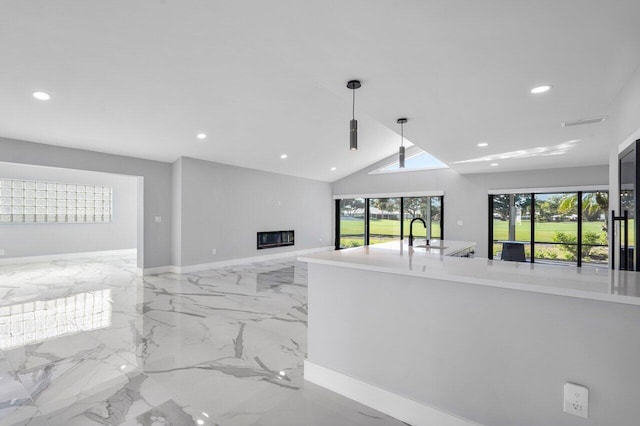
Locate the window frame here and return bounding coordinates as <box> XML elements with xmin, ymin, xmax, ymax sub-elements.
<box><xmin>335</xmin><ymin>194</ymin><xmax>444</xmax><ymax>250</ymax></box>
<box><xmin>488</xmin><ymin>189</ymin><xmax>609</xmax><ymax>267</ymax></box>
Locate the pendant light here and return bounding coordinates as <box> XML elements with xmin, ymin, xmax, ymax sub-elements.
<box><xmin>347</xmin><ymin>80</ymin><xmax>361</xmax><ymax>151</ymax></box>
<box><xmin>397</xmin><ymin>118</ymin><xmax>407</xmax><ymax>168</ymax></box>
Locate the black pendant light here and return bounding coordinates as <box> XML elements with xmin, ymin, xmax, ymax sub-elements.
<box><xmin>397</xmin><ymin>118</ymin><xmax>407</xmax><ymax>168</ymax></box>
<box><xmin>347</xmin><ymin>80</ymin><xmax>361</xmax><ymax>151</ymax></box>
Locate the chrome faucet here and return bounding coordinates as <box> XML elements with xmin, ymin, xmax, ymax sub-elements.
<box><xmin>409</xmin><ymin>217</ymin><xmax>427</xmax><ymax>247</ymax></box>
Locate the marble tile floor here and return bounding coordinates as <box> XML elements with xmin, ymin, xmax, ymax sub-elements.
<box><xmin>0</xmin><ymin>255</ymin><xmax>408</xmax><ymax>426</ymax></box>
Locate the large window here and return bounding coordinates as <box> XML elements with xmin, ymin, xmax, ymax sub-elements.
<box><xmin>0</xmin><ymin>179</ymin><xmax>112</xmax><ymax>224</ymax></box>
<box><xmin>489</xmin><ymin>190</ymin><xmax>608</xmax><ymax>267</ymax></box>
<box><xmin>336</xmin><ymin>195</ymin><xmax>444</xmax><ymax>249</ymax></box>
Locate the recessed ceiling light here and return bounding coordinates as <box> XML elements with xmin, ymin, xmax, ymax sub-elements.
<box><xmin>32</xmin><ymin>91</ymin><xmax>51</xmax><ymax>100</ymax></box>
<box><xmin>477</xmin><ymin>142</ymin><xmax>489</xmax><ymax>147</ymax></box>
<box><xmin>280</xmin><ymin>154</ymin><xmax>287</xmax><ymax>159</ymax></box>
<box><xmin>490</xmin><ymin>163</ymin><xmax>499</xmax><ymax>167</ymax></box>
<box><xmin>530</xmin><ymin>85</ymin><xmax>552</xmax><ymax>94</ymax></box>
<box><xmin>330</xmin><ymin>167</ymin><xmax>337</xmax><ymax>171</ymax></box>
<box><xmin>196</xmin><ymin>133</ymin><xmax>207</xmax><ymax>140</ymax></box>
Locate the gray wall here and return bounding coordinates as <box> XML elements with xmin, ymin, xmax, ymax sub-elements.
<box><xmin>171</xmin><ymin>157</ymin><xmax>183</xmax><ymax>267</ymax></box>
<box><xmin>308</xmin><ymin>263</ymin><xmax>640</xmax><ymax>426</ymax></box>
<box><xmin>0</xmin><ymin>137</ymin><xmax>172</xmax><ymax>269</ymax></box>
<box><xmin>0</xmin><ymin>162</ymin><xmax>137</xmax><ymax>258</ymax></box>
<box><xmin>332</xmin><ymin>164</ymin><xmax>609</xmax><ymax>258</ymax></box>
<box><xmin>174</xmin><ymin>157</ymin><xmax>332</xmax><ymax>267</ymax></box>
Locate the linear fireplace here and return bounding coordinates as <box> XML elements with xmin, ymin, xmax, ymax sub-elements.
<box><xmin>257</xmin><ymin>230</ymin><xmax>295</xmax><ymax>250</ymax></box>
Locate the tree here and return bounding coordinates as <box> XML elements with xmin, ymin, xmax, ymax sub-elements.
<box><xmin>404</xmin><ymin>198</ymin><xmax>425</xmax><ymax>219</ymax></box>
<box><xmin>492</xmin><ymin>195</ymin><xmax>509</xmax><ymax>220</ymax></box>
<box><xmin>372</xmin><ymin>199</ymin><xmax>390</xmax><ymax>220</ymax></box>
<box><xmin>514</xmin><ymin>194</ymin><xmax>531</xmax><ymax>218</ymax></box>
<box><xmin>351</xmin><ymin>198</ymin><xmax>364</xmax><ymax>218</ymax></box>
<box><xmin>558</xmin><ymin>192</ymin><xmax>609</xmax><ymax>226</ymax></box>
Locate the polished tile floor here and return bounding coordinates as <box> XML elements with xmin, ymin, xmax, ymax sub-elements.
<box><xmin>0</xmin><ymin>255</ymin><xmax>407</xmax><ymax>426</ymax></box>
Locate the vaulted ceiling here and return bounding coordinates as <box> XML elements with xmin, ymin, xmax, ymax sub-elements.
<box><xmin>1</xmin><ymin>0</ymin><xmax>639</xmax><ymax>181</ymax></box>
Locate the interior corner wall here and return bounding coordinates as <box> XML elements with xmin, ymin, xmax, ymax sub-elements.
<box><xmin>0</xmin><ymin>137</ymin><xmax>172</xmax><ymax>269</ymax></box>
<box><xmin>175</xmin><ymin>157</ymin><xmax>332</xmax><ymax>267</ymax></box>
<box><xmin>332</xmin><ymin>164</ymin><xmax>609</xmax><ymax>258</ymax></box>
<box><xmin>0</xmin><ymin>162</ymin><xmax>137</xmax><ymax>258</ymax></box>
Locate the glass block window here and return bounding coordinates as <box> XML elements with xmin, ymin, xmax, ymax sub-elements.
<box><xmin>0</xmin><ymin>289</ymin><xmax>112</xmax><ymax>350</ymax></box>
<box><xmin>0</xmin><ymin>179</ymin><xmax>112</xmax><ymax>224</ymax></box>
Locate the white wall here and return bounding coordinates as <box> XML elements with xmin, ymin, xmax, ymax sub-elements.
<box><xmin>0</xmin><ymin>136</ymin><xmax>172</xmax><ymax>269</ymax></box>
<box><xmin>333</xmin><ymin>164</ymin><xmax>609</xmax><ymax>258</ymax></box>
<box><xmin>0</xmin><ymin>162</ymin><xmax>137</xmax><ymax>258</ymax></box>
<box><xmin>308</xmin><ymin>263</ymin><xmax>640</xmax><ymax>426</ymax></box>
<box><xmin>173</xmin><ymin>157</ymin><xmax>332</xmax><ymax>267</ymax></box>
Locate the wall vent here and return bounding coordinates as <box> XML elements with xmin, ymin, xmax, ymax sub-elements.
<box><xmin>561</xmin><ymin>116</ymin><xmax>607</xmax><ymax>127</ymax></box>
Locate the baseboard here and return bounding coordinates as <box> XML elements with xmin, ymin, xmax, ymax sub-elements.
<box><xmin>304</xmin><ymin>360</ymin><xmax>481</xmax><ymax>426</ymax></box>
<box><xmin>0</xmin><ymin>249</ymin><xmax>137</xmax><ymax>266</ymax></box>
<box><xmin>141</xmin><ymin>265</ymin><xmax>178</xmax><ymax>275</ymax></box>
<box><xmin>148</xmin><ymin>246</ymin><xmax>334</xmax><ymax>276</ymax></box>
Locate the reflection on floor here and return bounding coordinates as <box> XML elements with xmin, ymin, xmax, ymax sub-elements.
<box><xmin>0</xmin><ymin>255</ymin><xmax>407</xmax><ymax>426</ymax></box>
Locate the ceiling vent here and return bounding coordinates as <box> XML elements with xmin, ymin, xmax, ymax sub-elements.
<box><xmin>561</xmin><ymin>116</ymin><xmax>607</xmax><ymax>127</ymax></box>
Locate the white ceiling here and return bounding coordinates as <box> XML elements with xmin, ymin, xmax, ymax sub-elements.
<box><xmin>1</xmin><ymin>0</ymin><xmax>639</xmax><ymax>181</ymax></box>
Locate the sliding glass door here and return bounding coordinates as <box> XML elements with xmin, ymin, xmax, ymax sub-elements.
<box><xmin>369</xmin><ymin>198</ymin><xmax>401</xmax><ymax>244</ymax></box>
<box><xmin>337</xmin><ymin>198</ymin><xmax>365</xmax><ymax>249</ymax></box>
<box><xmin>402</xmin><ymin>197</ymin><xmax>428</xmax><ymax>239</ymax></box>
<box><xmin>335</xmin><ymin>195</ymin><xmax>444</xmax><ymax>249</ymax></box>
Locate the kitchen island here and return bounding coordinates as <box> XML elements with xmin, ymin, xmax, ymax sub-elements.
<box><xmin>299</xmin><ymin>240</ymin><xmax>640</xmax><ymax>426</ymax></box>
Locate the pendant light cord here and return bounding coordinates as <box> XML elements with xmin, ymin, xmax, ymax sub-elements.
<box><xmin>352</xmin><ymin>88</ymin><xmax>355</xmax><ymax>120</ymax></box>
<box><xmin>401</xmin><ymin>122</ymin><xmax>404</xmax><ymax>147</ymax></box>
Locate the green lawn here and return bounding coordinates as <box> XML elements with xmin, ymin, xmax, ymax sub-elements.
<box><xmin>492</xmin><ymin>219</ymin><xmax>609</xmax><ymax>264</ymax></box>
<box><xmin>339</xmin><ymin>218</ymin><xmax>442</xmax><ymax>248</ymax></box>
<box><xmin>339</xmin><ymin>218</ymin><xmax>611</xmax><ymax>263</ymax></box>
<box><xmin>492</xmin><ymin>219</ymin><xmax>607</xmax><ymax>243</ymax></box>
<box><xmin>341</xmin><ymin>218</ymin><xmax>606</xmax><ymax>242</ymax></box>
<box><xmin>340</xmin><ymin>218</ymin><xmax>441</xmax><ymax>237</ymax></box>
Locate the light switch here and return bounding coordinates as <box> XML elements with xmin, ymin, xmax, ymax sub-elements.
<box><xmin>154</xmin><ymin>216</ymin><xmax>162</xmax><ymax>223</ymax></box>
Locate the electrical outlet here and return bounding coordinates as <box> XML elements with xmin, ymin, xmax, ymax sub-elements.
<box><xmin>0</xmin><ymin>249</ymin><xmax>4</xmax><ymax>256</ymax></box>
<box><xmin>212</xmin><ymin>248</ymin><xmax>217</xmax><ymax>255</ymax></box>
<box><xmin>154</xmin><ymin>216</ymin><xmax>162</xmax><ymax>223</ymax></box>
<box><xmin>564</xmin><ymin>382</ymin><xmax>588</xmax><ymax>419</ymax></box>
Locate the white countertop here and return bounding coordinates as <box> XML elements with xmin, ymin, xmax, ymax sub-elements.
<box><xmin>299</xmin><ymin>240</ymin><xmax>640</xmax><ymax>306</ymax></box>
